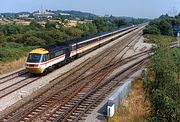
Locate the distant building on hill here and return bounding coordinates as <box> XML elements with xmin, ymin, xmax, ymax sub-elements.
<box><xmin>18</xmin><ymin>14</ymin><xmax>30</xmax><ymax>18</ymax></box>
<box><xmin>33</xmin><ymin>11</ymin><xmax>54</xmax><ymax>19</ymax></box>
<box><xmin>59</xmin><ymin>13</ymin><xmax>70</xmax><ymax>16</ymax></box>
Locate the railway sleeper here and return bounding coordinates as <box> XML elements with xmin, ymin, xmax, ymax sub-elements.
<box><xmin>73</xmin><ymin>98</ymin><xmax>83</xmax><ymax>101</ymax></box>
<box><xmin>82</xmin><ymin>101</ymin><xmax>93</xmax><ymax>104</ymax></box>
<box><xmin>27</xmin><ymin>114</ymin><xmax>34</xmax><ymax>118</ymax></box>
<box><xmin>65</xmin><ymin>104</ymin><xmax>75</xmax><ymax>107</ymax></box>
<box><xmin>61</xmin><ymin>106</ymin><xmax>70</xmax><ymax>109</ymax></box>
<box><xmin>34</xmin><ymin>109</ymin><xmax>43</xmax><ymax>113</ymax></box>
<box><xmin>74</xmin><ymin>110</ymin><xmax>84</xmax><ymax>114</ymax></box>
<box><xmin>77</xmin><ymin>107</ymin><xmax>86</xmax><ymax>111</ymax></box>
<box><xmin>85</xmin><ymin>111</ymin><xmax>92</xmax><ymax>114</ymax></box>
<box><xmin>48</xmin><ymin>117</ymin><xmax>56</xmax><ymax>121</ymax></box>
<box><xmin>72</xmin><ymin>112</ymin><xmax>80</xmax><ymax>116</ymax></box>
<box><xmin>69</xmin><ymin>115</ymin><xmax>78</xmax><ymax>119</ymax></box>
<box><xmin>78</xmin><ymin>92</ymin><xmax>86</xmax><ymax>95</ymax></box>
<box><xmin>55</xmin><ymin>111</ymin><xmax>65</xmax><ymax>114</ymax></box>
<box><xmin>46</xmin><ymin>100</ymin><xmax>54</xmax><ymax>103</ymax></box>
<box><xmin>86</xmin><ymin>97</ymin><xmax>98</xmax><ymax>101</ymax></box>
<box><xmin>31</xmin><ymin>111</ymin><xmax>39</xmax><ymax>115</ymax></box>
<box><xmin>41</xmin><ymin>104</ymin><xmax>48</xmax><ymax>107</ymax></box>
<box><xmin>76</xmin><ymin>94</ymin><xmax>86</xmax><ymax>98</ymax></box>
<box><xmin>23</xmin><ymin>117</ymin><xmax>30</xmax><ymax>121</ymax></box>
<box><xmin>79</xmin><ymin>117</ymin><xmax>87</xmax><ymax>120</ymax></box>
<box><xmin>19</xmin><ymin>121</ymin><xmax>25</xmax><ymax>122</ymax></box>
<box><xmin>52</xmin><ymin>113</ymin><xmax>59</xmax><ymax>117</ymax></box>
<box><xmin>92</xmin><ymin>94</ymin><xmax>102</xmax><ymax>97</ymax></box>
<box><xmin>67</xmin><ymin>102</ymin><xmax>76</xmax><ymax>106</ymax></box>
<box><xmin>81</xmin><ymin>103</ymin><xmax>90</xmax><ymax>106</ymax></box>
<box><xmin>79</xmin><ymin>105</ymin><xmax>88</xmax><ymax>108</ymax></box>
<box><xmin>67</xmin><ymin>118</ymin><xmax>73</xmax><ymax>122</ymax></box>
<box><xmin>58</xmin><ymin>109</ymin><xmax>69</xmax><ymax>113</ymax></box>
<box><xmin>37</xmin><ymin>106</ymin><xmax>45</xmax><ymax>110</ymax></box>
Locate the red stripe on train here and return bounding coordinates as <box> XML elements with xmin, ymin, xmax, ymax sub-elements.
<box><xmin>41</xmin><ymin>54</ymin><xmax>65</xmax><ymax>65</ymax></box>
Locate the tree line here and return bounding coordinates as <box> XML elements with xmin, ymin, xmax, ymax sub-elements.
<box><xmin>143</xmin><ymin>13</ymin><xmax>180</xmax><ymax>36</ymax></box>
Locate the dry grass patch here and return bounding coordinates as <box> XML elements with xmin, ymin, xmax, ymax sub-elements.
<box><xmin>109</xmin><ymin>79</ymin><xmax>149</xmax><ymax>122</ymax></box>
<box><xmin>0</xmin><ymin>57</ymin><xmax>26</xmax><ymax>75</ymax></box>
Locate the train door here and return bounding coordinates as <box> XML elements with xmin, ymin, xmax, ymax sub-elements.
<box><xmin>64</xmin><ymin>47</ymin><xmax>70</xmax><ymax>62</ymax></box>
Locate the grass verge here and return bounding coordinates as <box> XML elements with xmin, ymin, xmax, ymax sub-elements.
<box><xmin>144</xmin><ymin>34</ymin><xmax>177</xmax><ymax>44</ymax></box>
<box><xmin>0</xmin><ymin>57</ymin><xmax>26</xmax><ymax>75</ymax></box>
<box><xmin>109</xmin><ymin>78</ymin><xmax>149</xmax><ymax>122</ymax></box>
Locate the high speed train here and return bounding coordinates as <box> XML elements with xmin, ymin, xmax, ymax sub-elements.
<box><xmin>26</xmin><ymin>25</ymin><xmax>138</xmax><ymax>74</ymax></box>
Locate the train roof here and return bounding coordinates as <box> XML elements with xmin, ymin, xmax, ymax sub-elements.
<box><xmin>39</xmin><ymin>25</ymin><xmax>134</xmax><ymax>52</ymax></box>
<box><xmin>43</xmin><ymin>43</ymin><xmax>69</xmax><ymax>53</ymax></box>
<box><xmin>64</xmin><ymin>25</ymin><xmax>132</xmax><ymax>45</ymax></box>
<box><xmin>30</xmin><ymin>48</ymin><xmax>49</xmax><ymax>54</ymax></box>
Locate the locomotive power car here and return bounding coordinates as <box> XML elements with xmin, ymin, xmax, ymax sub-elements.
<box><xmin>25</xmin><ymin>25</ymin><xmax>137</xmax><ymax>74</ymax></box>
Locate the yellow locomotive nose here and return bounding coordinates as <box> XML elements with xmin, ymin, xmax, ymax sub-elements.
<box><xmin>26</xmin><ymin>64</ymin><xmax>43</xmax><ymax>74</ymax></box>
<box><xmin>26</xmin><ymin>67</ymin><xmax>43</xmax><ymax>74</ymax></box>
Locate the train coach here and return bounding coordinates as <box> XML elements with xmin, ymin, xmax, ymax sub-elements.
<box><xmin>25</xmin><ymin>25</ymin><xmax>137</xmax><ymax>74</ymax></box>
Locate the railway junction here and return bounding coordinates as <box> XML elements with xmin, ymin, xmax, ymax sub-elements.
<box><xmin>0</xmin><ymin>25</ymin><xmax>153</xmax><ymax>122</ymax></box>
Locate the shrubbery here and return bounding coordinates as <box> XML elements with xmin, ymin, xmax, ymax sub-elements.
<box><xmin>144</xmin><ymin>40</ymin><xmax>180</xmax><ymax>122</ymax></box>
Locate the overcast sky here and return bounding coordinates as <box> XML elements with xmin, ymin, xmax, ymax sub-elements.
<box><xmin>0</xmin><ymin>0</ymin><xmax>180</xmax><ymax>19</ymax></box>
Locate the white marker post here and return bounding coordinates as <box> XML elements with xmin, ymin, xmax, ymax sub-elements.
<box><xmin>178</xmin><ymin>32</ymin><xmax>180</xmax><ymax>47</ymax></box>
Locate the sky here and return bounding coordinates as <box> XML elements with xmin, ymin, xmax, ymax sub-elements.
<box><xmin>0</xmin><ymin>0</ymin><xmax>180</xmax><ymax>19</ymax></box>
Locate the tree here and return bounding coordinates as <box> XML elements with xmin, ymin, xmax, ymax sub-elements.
<box><xmin>45</xmin><ymin>21</ymin><xmax>57</xmax><ymax>29</ymax></box>
<box><xmin>16</xmin><ymin>33</ymin><xmax>46</xmax><ymax>46</ymax></box>
<box><xmin>64</xmin><ymin>27</ymin><xmax>83</xmax><ymax>37</ymax></box>
<box><xmin>159</xmin><ymin>19</ymin><xmax>173</xmax><ymax>36</ymax></box>
<box><xmin>0</xmin><ymin>32</ymin><xmax>5</xmax><ymax>44</ymax></box>
<box><xmin>143</xmin><ymin>25</ymin><xmax>161</xmax><ymax>35</ymax></box>
<box><xmin>29</xmin><ymin>20</ymin><xmax>42</xmax><ymax>30</ymax></box>
<box><xmin>113</xmin><ymin>18</ymin><xmax>128</xmax><ymax>27</ymax></box>
<box><xmin>0</xmin><ymin>24</ymin><xmax>28</xmax><ymax>36</ymax></box>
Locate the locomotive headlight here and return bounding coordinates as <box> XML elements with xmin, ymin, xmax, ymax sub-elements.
<box><xmin>33</xmin><ymin>64</ymin><xmax>39</xmax><ymax>67</ymax></box>
<box><xmin>25</xmin><ymin>64</ymin><xmax>39</xmax><ymax>67</ymax></box>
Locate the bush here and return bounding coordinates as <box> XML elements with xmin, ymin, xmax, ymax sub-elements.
<box><xmin>29</xmin><ymin>20</ymin><xmax>43</xmax><ymax>30</ymax></box>
<box><xmin>64</xmin><ymin>27</ymin><xmax>83</xmax><ymax>37</ymax></box>
<box><xmin>144</xmin><ymin>40</ymin><xmax>180</xmax><ymax>122</ymax></box>
<box><xmin>143</xmin><ymin>25</ymin><xmax>161</xmax><ymax>35</ymax></box>
<box><xmin>16</xmin><ymin>33</ymin><xmax>46</xmax><ymax>46</ymax></box>
<box><xmin>0</xmin><ymin>42</ymin><xmax>35</xmax><ymax>62</ymax></box>
<box><xmin>0</xmin><ymin>24</ymin><xmax>30</xmax><ymax>36</ymax></box>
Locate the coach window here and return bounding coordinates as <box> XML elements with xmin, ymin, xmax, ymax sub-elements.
<box><xmin>42</xmin><ymin>54</ymin><xmax>49</xmax><ymax>62</ymax></box>
<box><xmin>55</xmin><ymin>50</ymin><xmax>64</xmax><ymax>57</ymax></box>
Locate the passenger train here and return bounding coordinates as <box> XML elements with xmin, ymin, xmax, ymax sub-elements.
<box><xmin>26</xmin><ymin>25</ymin><xmax>138</xmax><ymax>74</ymax></box>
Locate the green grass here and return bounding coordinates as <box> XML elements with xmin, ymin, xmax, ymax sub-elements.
<box><xmin>0</xmin><ymin>42</ymin><xmax>36</xmax><ymax>62</ymax></box>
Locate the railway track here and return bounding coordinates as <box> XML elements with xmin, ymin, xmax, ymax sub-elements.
<box><xmin>0</xmin><ymin>27</ymin><xmax>145</xmax><ymax>121</ymax></box>
<box><xmin>40</xmin><ymin>52</ymin><xmax>150</xmax><ymax>122</ymax></box>
<box><xmin>0</xmin><ymin>75</ymin><xmax>41</xmax><ymax>98</ymax></box>
<box><xmin>0</xmin><ymin>69</ymin><xmax>27</xmax><ymax>84</ymax></box>
<box><xmin>1</xmin><ymin>50</ymin><xmax>151</xmax><ymax>122</ymax></box>
<box><xmin>59</xmin><ymin>59</ymin><xmax>148</xmax><ymax>122</ymax></box>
